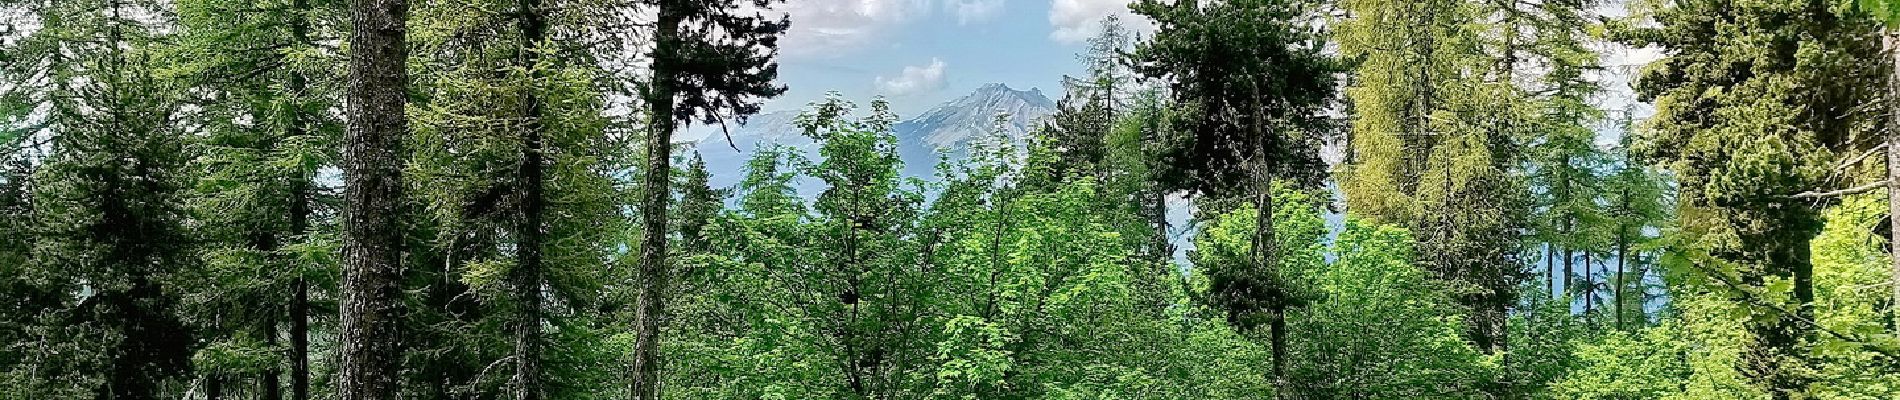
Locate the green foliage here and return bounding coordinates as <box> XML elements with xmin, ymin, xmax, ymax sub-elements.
<box><xmin>1289</xmin><ymin>220</ymin><xmax>1494</xmax><ymax>398</ymax></box>
<box><xmin>1615</xmin><ymin>0</ymin><xmax>1888</xmax><ymax>394</ymax></box>
<box><xmin>1190</xmin><ymin>185</ymin><xmax>1328</xmax><ymax>329</ymax></box>
<box><xmin>1129</xmin><ymin>0</ymin><xmax>1342</xmax><ymax>195</ymax></box>
<box><xmin>6</xmin><ymin>0</ymin><xmax>1900</xmax><ymax>398</ymax></box>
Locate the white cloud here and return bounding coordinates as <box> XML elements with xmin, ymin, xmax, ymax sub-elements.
<box><xmin>945</xmin><ymin>0</ymin><xmax>1004</xmax><ymax>24</ymax></box>
<box><xmin>776</xmin><ymin>0</ymin><xmax>1020</xmax><ymax>56</ymax></box>
<box><xmin>780</xmin><ymin>0</ymin><xmax>933</xmax><ymax>57</ymax></box>
<box><xmin>876</xmin><ymin>58</ymin><xmax>949</xmax><ymax>96</ymax></box>
<box><xmin>1049</xmin><ymin>0</ymin><xmax>1151</xmax><ymax>43</ymax></box>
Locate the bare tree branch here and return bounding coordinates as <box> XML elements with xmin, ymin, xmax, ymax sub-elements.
<box><xmin>1791</xmin><ymin>179</ymin><xmax>1889</xmax><ymax>199</ymax></box>
<box><xmin>1831</xmin><ymin>143</ymin><xmax>1886</xmax><ymax>179</ymax></box>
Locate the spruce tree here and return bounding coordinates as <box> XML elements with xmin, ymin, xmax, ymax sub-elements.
<box><xmin>0</xmin><ymin>0</ymin><xmax>196</xmax><ymax>397</ymax></box>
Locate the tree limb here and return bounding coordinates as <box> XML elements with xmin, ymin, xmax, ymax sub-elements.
<box><xmin>1831</xmin><ymin>143</ymin><xmax>1886</xmax><ymax>179</ymax></box>
<box><xmin>1790</xmin><ymin>179</ymin><xmax>1889</xmax><ymax>199</ymax></box>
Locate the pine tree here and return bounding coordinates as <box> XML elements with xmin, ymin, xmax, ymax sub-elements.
<box><xmin>401</xmin><ymin>0</ymin><xmax>630</xmax><ymax>395</ymax></box>
<box><xmin>629</xmin><ymin>3</ymin><xmax>788</xmax><ymax>398</ymax></box>
<box><xmin>1130</xmin><ymin>0</ymin><xmax>1342</xmax><ymax>393</ymax></box>
<box><xmin>1598</xmin><ymin>109</ymin><xmax>1668</xmax><ymax>330</ymax></box>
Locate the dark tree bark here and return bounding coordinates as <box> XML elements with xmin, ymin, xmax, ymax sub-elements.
<box><xmin>1563</xmin><ymin>243</ymin><xmax>1573</xmax><ymax>304</ymax></box>
<box><xmin>290</xmin><ymin>269</ymin><xmax>311</xmax><ymax>400</ymax></box>
<box><xmin>261</xmin><ymin>311</ymin><xmax>281</xmax><ymax>400</ymax></box>
<box><xmin>206</xmin><ymin>374</ymin><xmax>223</xmax><ymax>400</ymax></box>
<box><xmin>1584</xmin><ymin>251</ymin><xmax>1595</xmax><ymax>314</ymax></box>
<box><xmin>629</xmin><ymin>4</ymin><xmax>682</xmax><ymax>399</ymax></box>
<box><xmin>337</xmin><ymin>0</ymin><xmax>410</xmax><ymax>396</ymax></box>
<box><xmin>1546</xmin><ymin>245</ymin><xmax>1556</xmax><ymax>300</ymax></box>
<box><xmin>285</xmin><ymin>1</ymin><xmax>315</xmax><ymax>397</ymax></box>
<box><xmin>1615</xmin><ymin>230</ymin><xmax>1627</xmax><ymax>329</ymax></box>
<box><xmin>509</xmin><ymin>0</ymin><xmax>548</xmax><ymax>397</ymax></box>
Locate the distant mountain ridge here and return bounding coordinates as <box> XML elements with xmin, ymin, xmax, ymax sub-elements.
<box><xmin>690</xmin><ymin>83</ymin><xmax>1058</xmax><ymax>189</ymax></box>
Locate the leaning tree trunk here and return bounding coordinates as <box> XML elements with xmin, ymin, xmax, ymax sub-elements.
<box><xmin>337</xmin><ymin>0</ymin><xmax>409</xmax><ymax>396</ymax></box>
<box><xmin>630</xmin><ymin>4</ymin><xmax>682</xmax><ymax>400</ymax></box>
<box><xmin>509</xmin><ymin>0</ymin><xmax>548</xmax><ymax>397</ymax></box>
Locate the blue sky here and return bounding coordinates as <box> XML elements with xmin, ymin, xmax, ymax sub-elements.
<box><xmin>762</xmin><ymin>0</ymin><xmax>1150</xmax><ymax>116</ymax></box>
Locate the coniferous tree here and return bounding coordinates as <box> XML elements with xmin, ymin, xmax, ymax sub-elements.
<box><xmin>1615</xmin><ymin>0</ymin><xmax>1886</xmax><ymax>395</ymax></box>
<box><xmin>169</xmin><ymin>0</ymin><xmax>343</xmax><ymax>396</ymax></box>
<box><xmin>336</xmin><ymin>0</ymin><xmax>411</xmax><ymax>395</ymax></box>
<box><xmin>1337</xmin><ymin>0</ymin><xmax>1543</xmax><ymax>356</ymax></box>
<box><xmin>402</xmin><ymin>0</ymin><xmax>629</xmax><ymax>396</ymax></box>
<box><xmin>0</xmin><ymin>0</ymin><xmax>197</xmax><ymax>397</ymax></box>
<box><xmin>1600</xmin><ymin>111</ymin><xmax>1668</xmax><ymax>330</ymax></box>
<box><xmin>629</xmin><ymin>3</ymin><xmax>787</xmax><ymax>398</ymax></box>
<box><xmin>1130</xmin><ymin>0</ymin><xmax>1342</xmax><ymax>392</ymax></box>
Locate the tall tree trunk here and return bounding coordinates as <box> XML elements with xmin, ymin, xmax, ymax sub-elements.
<box><xmin>290</xmin><ymin>268</ymin><xmax>310</xmax><ymax>400</ymax></box>
<box><xmin>338</xmin><ymin>0</ymin><xmax>410</xmax><ymax>396</ymax></box>
<box><xmin>287</xmin><ymin>155</ymin><xmax>312</xmax><ymax>400</ymax></box>
<box><xmin>1563</xmin><ymin>243</ymin><xmax>1573</xmax><ymax>306</ymax></box>
<box><xmin>285</xmin><ymin>2</ymin><xmax>314</xmax><ymax>398</ymax></box>
<box><xmin>1546</xmin><ymin>244</ymin><xmax>1555</xmax><ymax>299</ymax></box>
<box><xmin>509</xmin><ymin>0</ymin><xmax>548</xmax><ymax>397</ymax></box>
<box><xmin>1886</xmin><ymin>30</ymin><xmax>1900</xmax><ymax>330</ymax></box>
<box><xmin>630</xmin><ymin>4</ymin><xmax>682</xmax><ymax>399</ymax></box>
<box><xmin>1248</xmin><ymin>109</ymin><xmax>1286</xmax><ymax>398</ymax></box>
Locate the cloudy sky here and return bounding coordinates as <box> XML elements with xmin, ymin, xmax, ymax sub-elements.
<box><xmin>752</xmin><ymin>0</ymin><xmax>1658</xmax><ymax>129</ymax></box>
<box><xmin>762</xmin><ymin>0</ymin><xmax>1149</xmax><ymax>116</ymax></box>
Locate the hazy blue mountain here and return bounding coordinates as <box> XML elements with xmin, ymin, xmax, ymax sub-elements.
<box><xmin>688</xmin><ymin>83</ymin><xmax>1057</xmax><ymax>191</ymax></box>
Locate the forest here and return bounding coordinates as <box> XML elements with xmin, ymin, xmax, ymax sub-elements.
<box><xmin>3</xmin><ymin>0</ymin><xmax>1900</xmax><ymax>398</ymax></box>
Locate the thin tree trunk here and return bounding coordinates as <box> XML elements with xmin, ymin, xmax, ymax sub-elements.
<box><xmin>1584</xmin><ymin>251</ymin><xmax>1595</xmax><ymax>314</ymax></box>
<box><xmin>290</xmin><ymin>269</ymin><xmax>310</xmax><ymax>400</ymax></box>
<box><xmin>1546</xmin><ymin>244</ymin><xmax>1555</xmax><ymax>299</ymax></box>
<box><xmin>509</xmin><ymin>0</ymin><xmax>548</xmax><ymax>397</ymax></box>
<box><xmin>1886</xmin><ymin>30</ymin><xmax>1900</xmax><ymax>330</ymax></box>
<box><xmin>285</xmin><ymin>1</ymin><xmax>314</xmax><ymax>397</ymax></box>
<box><xmin>287</xmin><ymin>163</ymin><xmax>311</xmax><ymax>400</ymax></box>
<box><xmin>630</xmin><ymin>4</ymin><xmax>682</xmax><ymax>399</ymax></box>
<box><xmin>1248</xmin><ymin>105</ymin><xmax>1286</xmax><ymax>398</ymax></box>
<box><xmin>261</xmin><ymin>311</ymin><xmax>281</xmax><ymax>400</ymax></box>
<box><xmin>337</xmin><ymin>0</ymin><xmax>409</xmax><ymax>396</ymax></box>
<box><xmin>1563</xmin><ymin>242</ymin><xmax>1573</xmax><ymax>307</ymax></box>
<box><xmin>1615</xmin><ymin>231</ymin><xmax>1627</xmax><ymax>330</ymax></box>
